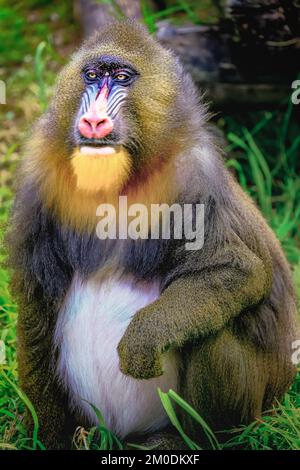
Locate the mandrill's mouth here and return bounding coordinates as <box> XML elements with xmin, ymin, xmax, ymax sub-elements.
<box><xmin>79</xmin><ymin>144</ymin><xmax>121</xmax><ymax>156</ymax></box>
<box><xmin>75</xmin><ymin>134</ymin><xmax>124</xmax><ymax>156</ymax></box>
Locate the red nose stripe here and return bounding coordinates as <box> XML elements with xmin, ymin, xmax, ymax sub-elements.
<box><xmin>78</xmin><ymin>84</ymin><xmax>113</xmax><ymax>139</ymax></box>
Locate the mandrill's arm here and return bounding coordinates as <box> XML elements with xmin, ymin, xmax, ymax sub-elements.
<box><xmin>118</xmin><ymin>234</ymin><xmax>273</xmax><ymax>379</ymax></box>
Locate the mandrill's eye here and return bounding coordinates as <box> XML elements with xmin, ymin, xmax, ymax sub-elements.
<box><xmin>116</xmin><ymin>74</ymin><xmax>127</xmax><ymax>80</ymax></box>
<box><xmin>85</xmin><ymin>70</ymin><xmax>98</xmax><ymax>80</ymax></box>
<box><xmin>113</xmin><ymin>71</ymin><xmax>131</xmax><ymax>83</ymax></box>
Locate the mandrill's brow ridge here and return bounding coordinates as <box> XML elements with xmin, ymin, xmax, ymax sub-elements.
<box><xmin>82</xmin><ymin>55</ymin><xmax>139</xmax><ymax>74</ymax></box>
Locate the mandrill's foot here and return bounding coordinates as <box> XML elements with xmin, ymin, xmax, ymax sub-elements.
<box><xmin>125</xmin><ymin>431</ymin><xmax>189</xmax><ymax>450</ymax></box>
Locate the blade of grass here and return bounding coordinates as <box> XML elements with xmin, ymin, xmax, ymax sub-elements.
<box><xmin>158</xmin><ymin>388</ymin><xmax>201</xmax><ymax>450</ymax></box>
<box><xmin>1</xmin><ymin>370</ymin><xmax>45</xmax><ymax>450</ymax></box>
<box><xmin>34</xmin><ymin>41</ymin><xmax>48</xmax><ymax>112</ymax></box>
<box><xmin>168</xmin><ymin>389</ymin><xmax>221</xmax><ymax>450</ymax></box>
<box><xmin>243</xmin><ymin>128</ymin><xmax>272</xmax><ymax>201</ymax></box>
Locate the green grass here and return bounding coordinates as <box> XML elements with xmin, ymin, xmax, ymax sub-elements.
<box><xmin>0</xmin><ymin>0</ymin><xmax>299</xmax><ymax>452</ymax></box>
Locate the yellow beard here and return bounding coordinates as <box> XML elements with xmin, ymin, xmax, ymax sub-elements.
<box><xmin>70</xmin><ymin>147</ymin><xmax>131</xmax><ymax>193</ymax></box>
<box><xmin>33</xmin><ymin>137</ymin><xmax>177</xmax><ymax>232</ymax></box>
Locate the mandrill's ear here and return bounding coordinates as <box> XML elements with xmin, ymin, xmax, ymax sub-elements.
<box><xmin>70</xmin><ymin>147</ymin><xmax>131</xmax><ymax>193</ymax></box>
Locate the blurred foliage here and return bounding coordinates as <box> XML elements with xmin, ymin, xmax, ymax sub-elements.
<box><xmin>0</xmin><ymin>1</ymin><xmax>75</xmax><ymax>67</ymax></box>
<box><xmin>221</xmin><ymin>104</ymin><xmax>300</xmax><ymax>265</ymax></box>
<box><xmin>142</xmin><ymin>0</ymin><xmax>222</xmax><ymax>32</ymax></box>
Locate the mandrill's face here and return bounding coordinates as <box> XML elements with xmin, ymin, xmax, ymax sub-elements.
<box><xmin>74</xmin><ymin>55</ymin><xmax>139</xmax><ymax>155</ymax></box>
<box><xmin>50</xmin><ymin>22</ymin><xmax>190</xmax><ymax>194</ymax></box>
<box><xmin>69</xmin><ymin>54</ymin><xmax>140</xmax><ymax>192</ymax></box>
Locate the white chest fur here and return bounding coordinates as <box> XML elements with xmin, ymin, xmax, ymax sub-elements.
<box><xmin>54</xmin><ymin>270</ymin><xmax>179</xmax><ymax>438</ymax></box>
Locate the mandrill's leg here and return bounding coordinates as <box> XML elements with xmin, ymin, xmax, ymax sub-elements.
<box><xmin>19</xmin><ymin>368</ymin><xmax>71</xmax><ymax>450</ymax></box>
<box><xmin>17</xmin><ymin>304</ymin><xmax>73</xmax><ymax>450</ymax></box>
<box><xmin>179</xmin><ymin>325</ymin><xmax>296</xmax><ymax>442</ymax></box>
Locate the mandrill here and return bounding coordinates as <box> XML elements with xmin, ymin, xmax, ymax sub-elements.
<box><xmin>7</xmin><ymin>20</ymin><xmax>299</xmax><ymax>449</ymax></box>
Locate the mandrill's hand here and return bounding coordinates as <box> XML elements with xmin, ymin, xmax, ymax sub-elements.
<box><xmin>117</xmin><ymin>308</ymin><xmax>164</xmax><ymax>380</ymax></box>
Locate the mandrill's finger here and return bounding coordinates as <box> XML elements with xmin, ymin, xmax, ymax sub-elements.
<box><xmin>118</xmin><ymin>345</ymin><xmax>163</xmax><ymax>380</ymax></box>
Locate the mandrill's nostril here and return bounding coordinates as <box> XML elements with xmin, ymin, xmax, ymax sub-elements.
<box><xmin>79</xmin><ymin>113</ymin><xmax>114</xmax><ymax>139</ymax></box>
<box><xmin>81</xmin><ymin>117</ymin><xmax>92</xmax><ymax>131</ymax></box>
<box><xmin>95</xmin><ymin>119</ymin><xmax>108</xmax><ymax>129</ymax></box>
<box><xmin>82</xmin><ymin>117</ymin><xmax>106</xmax><ymax>130</ymax></box>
